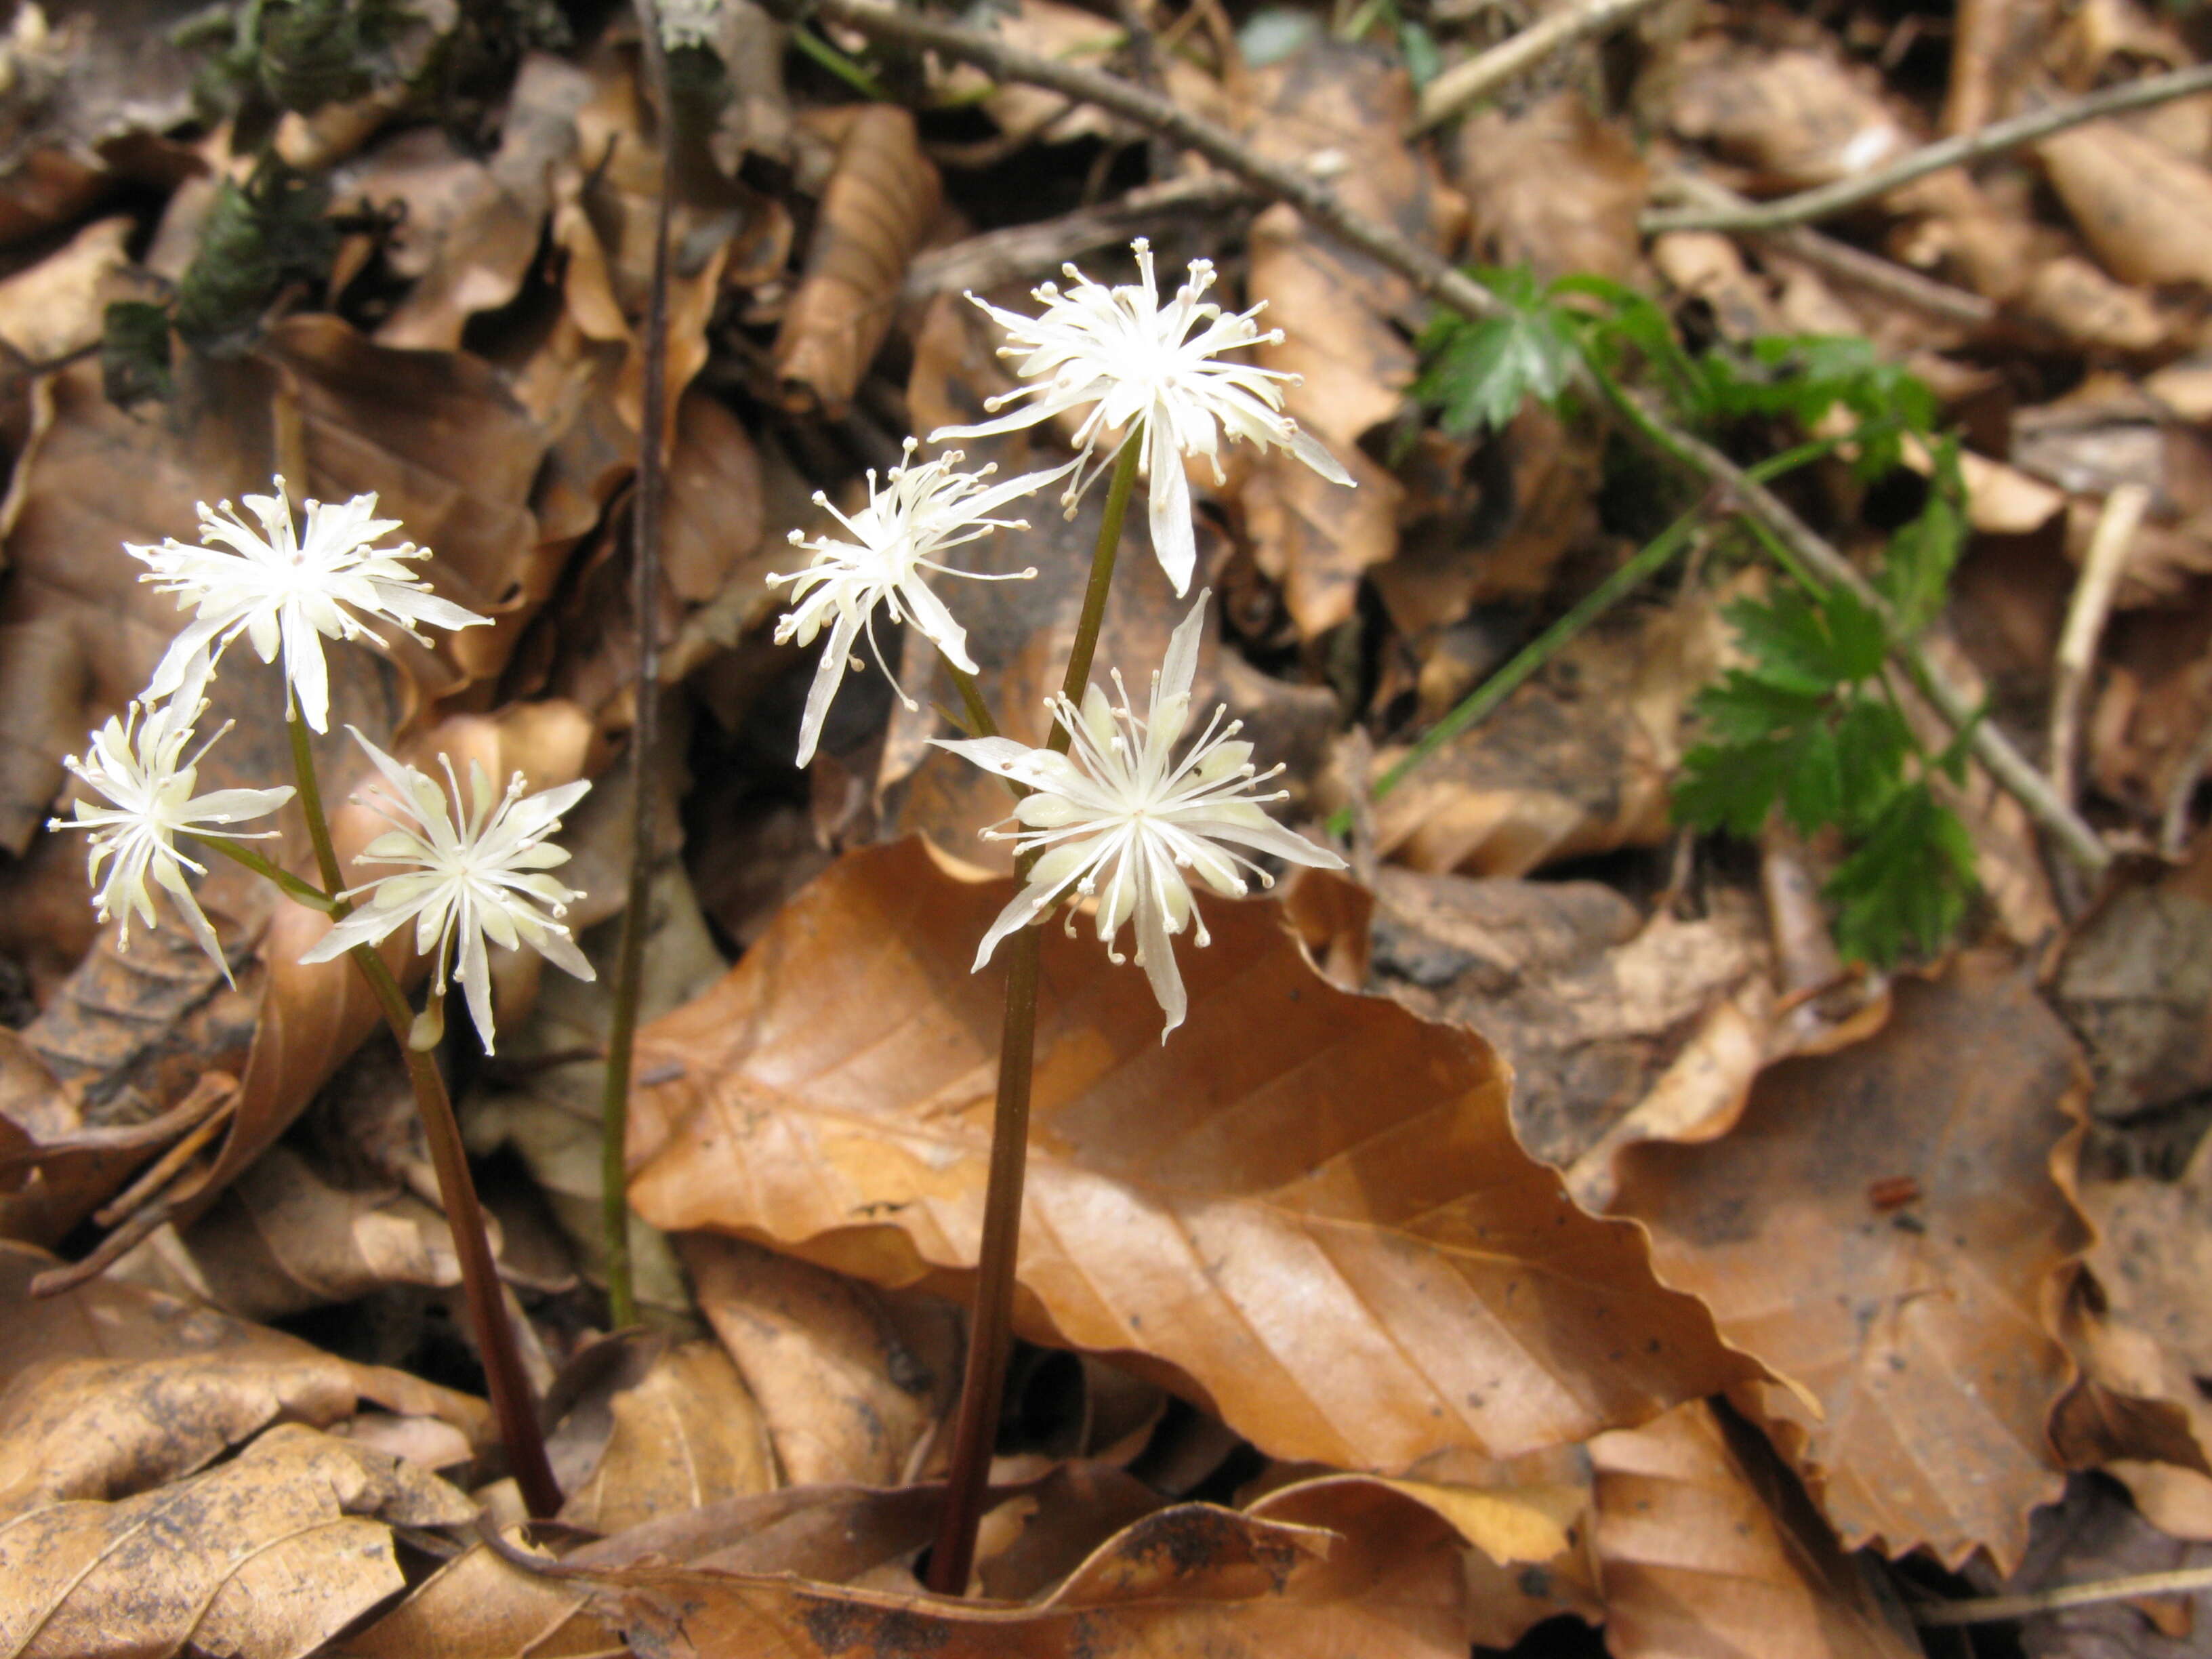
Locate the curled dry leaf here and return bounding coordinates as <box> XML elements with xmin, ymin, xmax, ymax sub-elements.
<box><xmin>1372</xmin><ymin>600</ymin><xmax>1719</xmax><ymax>877</ymax></box>
<box><xmin>682</xmin><ymin>1232</ymin><xmax>961</xmax><ymax>1489</ymax></box>
<box><xmin>773</xmin><ymin>105</ymin><xmax>942</xmax><ymax>417</ymax></box>
<box><xmin>1369</xmin><ymin>866</ymin><xmax>1772</xmax><ymax>1170</ymax></box>
<box><xmin>364</xmin><ymin>52</ymin><xmax>598</xmax><ymax>352</ymax></box>
<box><xmin>1590</xmin><ymin>1401</ymin><xmax>1919</xmax><ymax>1659</ymax></box>
<box><xmin>1610</xmin><ymin>954</ymin><xmax>2089</xmax><ymax>1571</ymax></box>
<box><xmin>0</xmin><ymin>1422</ymin><xmax>472</xmax><ymax>1659</ymax></box>
<box><xmin>628</xmin><ymin>837</ymin><xmax>1749</xmax><ymax>1473</ymax></box>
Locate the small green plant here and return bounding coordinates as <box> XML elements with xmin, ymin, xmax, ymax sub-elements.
<box><xmin>1407</xmin><ymin>270</ymin><xmax>1978</xmax><ymax>967</ymax></box>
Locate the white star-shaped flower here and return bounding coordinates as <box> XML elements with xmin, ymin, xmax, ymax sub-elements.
<box><xmin>768</xmin><ymin>442</ymin><xmax>1073</xmax><ymax>767</ymax></box>
<box><xmin>130</xmin><ymin>479</ymin><xmax>491</xmax><ymax>734</ymax></box>
<box><xmin>298</xmin><ymin>730</ymin><xmax>593</xmax><ymax>1053</ymax></box>
<box><xmin>47</xmin><ymin>668</ymin><xmax>295</xmax><ymax>983</ymax></box>
<box><xmin>929</xmin><ymin>238</ymin><xmax>1355</xmax><ymax>598</ymax></box>
<box><xmin>933</xmin><ymin>592</ymin><xmax>1345</xmax><ymax>1040</ymax></box>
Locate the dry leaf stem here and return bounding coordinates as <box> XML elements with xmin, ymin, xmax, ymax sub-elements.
<box><xmin>1641</xmin><ymin>60</ymin><xmax>2212</xmax><ymax>235</ymax></box>
<box><xmin>600</xmin><ymin>0</ymin><xmax>680</xmax><ymax>1334</ymax></box>
<box><xmin>800</xmin><ymin>0</ymin><xmax>2112</xmax><ymax>874</ymax></box>
<box><xmin>277</xmin><ymin>720</ymin><xmax>563</xmax><ymax>1519</ymax></box>
<box><xmin>1917</xmin><ymin>1561</ymin><xmax>2212</xmax><ymax>1626</ymax></box>
<box><xmin>2049</xmin><ymin>483</ymin><xmax>2150</xmax><ymax>809</ymax></box>
<box><xmin>926</xmin><ymin>430</ymin><xmax>1145</xmax><ymax>1596</ymax></box>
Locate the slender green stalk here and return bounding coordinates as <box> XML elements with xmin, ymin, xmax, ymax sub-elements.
<box><xmin>287</xmin><ymin>709</ymin><xmax>347</xmax><ymax>897</ymax></box>
<box><xmin>200</xmin><ymin>838</ymin><xmax>337</xmax><ymax>914</ymax></box>
<box><xmin>599</xmin><ymin>0</ymin><xmax>679</xmax><ymax>1331</ymax></box>
<box><xmin>944</xmin><ymin>661</ymin><xmax>1001</xmax><ymax>741</ymax></box>
<box><xmin>282</xmin><ymin>721</ymin><xmax>561</xmax><ymax>1518</ymax></box>
<box><xmin>925</xmin><ymin>427</ymin><xmax>1143</xmax><ymax>1597</ymax></box>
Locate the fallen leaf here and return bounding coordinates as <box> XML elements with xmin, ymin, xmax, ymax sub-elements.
<box><xmin>1666</xmin><ymin>45</ymin><xmax>1915</xmax><ymax>192</ymax></box>
<box><xmin>2053</xmin><ymin>847</ymin><xmax>2212</xmax><ymax>1123</ymax></box>
<box><xmin>682</xmin><ymin>1231</ymin><xmax>960</xmax><ymax>1488</ymax></box>
<box><xmin>558</xmin><ymin>1336</ymin><xmax>776</xmax><ymax>1534</ymax></box>
<box><xmin>1235</xmin><ymin>42</ymin><xmax>1461</xmax><ymax>639</ymax></box>
<box><xmin>1371</xmin><ymin>599</ymin><xmax>1719</xmax><ymax>876</ymax></box>
<box><xmin>628</xmin><ymin>837</ymin><xmax>1749</xmax><ymax>1473</ymax></box>
<box><xmin>773</xmin><ymin>105</ymin><xmax>941</xmax><ymax>417</ymax></box>
<box><xmin>0</xmin><ymin>1422</ymin><xmax>472</xmax><ymax>1659</ymax></box>
<box><xmin>602</xmin><ymin>1489</ymin><xmax>1472</xmax><ymax>1659</ymax></box>
<box><xmin>1369</xmin><ymin>865</ymin><xmax>1771</xmax><ymax>1169</ymax></box>
<box><xmin>2040</xmin><ymin>120</ymin><xmax>2212</xmax><ymax>289</ymax></box>
<box><xmin>1610</xmin><ymin>954</ymin><xmax>2089</xmax><ymax>1570</ymax></box>
<box><xmin>2001</xmin><ymin>1473</ymin><xmax>2212</xmax><ymax>1659</ymax></box>
<box><xmin>1590</xmin><ymin>1400</ymin><xmax>1920</xmax><ymax>1659</ymax></box>
<box><xmin>1454</xmin><ymin>91</ymin><xmax>1650</xmax><ymax>283</ymax></box>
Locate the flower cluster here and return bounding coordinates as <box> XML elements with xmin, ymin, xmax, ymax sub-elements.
<box><xmin>51</xmin><ymin>480</ymin><xmax>592</xmax><ymax>1046</ymax></box>
<box><xmin>767</xmin><ymin>240</ymin><xmax>1351</xmax><ymax>1034</ymax></box>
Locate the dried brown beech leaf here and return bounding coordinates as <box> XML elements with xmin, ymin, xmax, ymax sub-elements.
<box><xmin>0</xmin><ymin>1422</ymin><xmax>472</xmax><ymax>1659</ymax></box>
<box><xmin>1999</xmin><ymin>1473</ymin><xmax>2212</xmax><ymax>1658</ymax></box>
<box><xmin>1237</xmin><ymin>44</ymin><xmax>1460</xmax><ymax>639</ymax></box>
<box><xmin>773</xmin><ymin>105</ymin><xmax>942</xmax><ymax>417</ymax></box>
<box><xmin>683</xmin><ymin>1233</ymin><xmax>960</xmax><ymax>1489</ymax></box>
<box><xmin>1591</xmin><ymin>1401</ymin><xmax>1919</xmax><ymax>1659</ymax></box>
<box><xmin>0</xmin><ymin>1240</ymin><xmax>490</xmax><ymax>1486</ymax></box>
<box><xmin>598</xmin><ymin>1487</ymin><xmax>1472</xmax><ymax>1659</ymax></box>
<box><xmin>1666</xmin><ymin>45</ymin><xmax>1914</xmax><ymax>191</ymax></box>
<box><xmin>1372</xmin><ymin>602</ymin><xmax>1719</xmax><ymax>877</ymax></box>
<box><xmin>364</xmin><ymin>53</ymin><xmax>597</xmax><ymax>352</ymax></box>
<box><xmin>558</xmin><ymin>1337</ymin><xmax>775</xmax><ymax>1534</ymax></box>
<box><xmin>1368</xmin><ymin>867</ymin><xmax>1776</xmax><ymax>1171</ymax></box>
<box><xmin>1610</xmin><ymin>955</ymin><xmax>2089</xmax><ymax>1571</ymax></box>
<box><xmin>628</xmin><ymin>838</ymin><xmax>1748</xmax><ymax>1472</ymax></box>
<box><xmin>1454</xmin><ymin>91</ymin><xmax>1650</xmax><ymax>284</ymax></box>
<box><xmin>2039</xmin><ymin>120</ymin><xmax>2212</xmax><ymax>289</ymax></box>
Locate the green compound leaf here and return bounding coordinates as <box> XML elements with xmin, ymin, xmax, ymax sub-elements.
<box><xmin>1824</xmin><ymin>783</ymin><xmax>1978</xmax><ymax>967</ymax></box>
<box><xmin>1413</xmin><ymin>268</ymin><xmax>1582</xmax><ymax>436</ymax></box>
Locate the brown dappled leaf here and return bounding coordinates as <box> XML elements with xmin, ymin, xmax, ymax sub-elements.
<box><xmin>0</xmin><ymin>1239</ymin><xmax>489</xmax><ymax>1468</ymax></box>
<box><xmin>1370</xmin><ymin>865</ymin><xmax>1771</xmax><ymax>1170</ymax></box>
<box><xmin>1454</xmin><ymin>91</ymin><xmax>1650</xmax><ymax>283</ymax></box>
<box><xmin>0</xmin><ymin>1422</ymin><xmax>472</xmax><ymax>1659</ymax></box>
<box><xmin>2053</xmin><ymin>844</ymin><xmax>2212</xmax><ymax>1123</ymax></box>
<box><xmin>682</xmin><ymin>1232</ymin><xmax>961</xmax><ymax>1488</ymax></box>
<box><xmin>1372</xmin><ymin>600</ymin><xmax>1718</xmax><ymax>876</ymax></box>
<box><xmin>1611</xmin><ymin>954</ymin><xmax>2089</xmax><ymax>1571</ymax></box>
<box><xmin>1590</xmin><ymin>1401</ymin><xmax>1919</xmax><ymax>1659</ymax></box>
<box><xmin>2040</xmin><ymin>121</ymin><xmax>2212</xmax><ymax>290</ymax></box>
<box><xmin>628</xmin><ymin>838</ymin><xmax>1748</xmax><ymax>1473</ymax></box>
<box><xmin>773</xmin><ymin>106</ymin><xmax>942</xmax><ymax>417</ymax></box>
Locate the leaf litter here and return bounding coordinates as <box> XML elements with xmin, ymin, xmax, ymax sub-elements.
<box><xmin>0</xmin><ymin>0</ymin><xmax>2209</xmax><ymax>1652</ymax></box>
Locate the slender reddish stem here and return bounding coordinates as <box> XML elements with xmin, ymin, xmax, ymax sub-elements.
<box><xmin>925</xmin><ymin>429</ymin><xmax>1143</xmax><ymax>1595</ymax></box>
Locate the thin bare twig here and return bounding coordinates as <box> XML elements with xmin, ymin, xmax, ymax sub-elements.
<box><xmin>1643</xmin><ymin>61</ymin><xmax>2212</xmax><ymax>235</ymax></box>
<box><xmin>1657</xmin><ymin>172</ymin><xmax>1995</xmax><ymax>329</ymax></box>
<box><xmin>802</xmin><ymin>0</ymin><xmax>2112</xmax><ymax>872</ymax></box>
<box><xmin>1410</xmin><ymin>0</ymin><xmax>1668</xmax><ymax>134</ymax></box>
<box><xmin>1918</xmin><ymin>1561</ymin><xmax>2212</xmax><ymax>1626</ymax></box>
<box><xmin>2049</xmin><ymin>483</ymin><xmax>2152</xmax><ymax>808</ymax></box>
